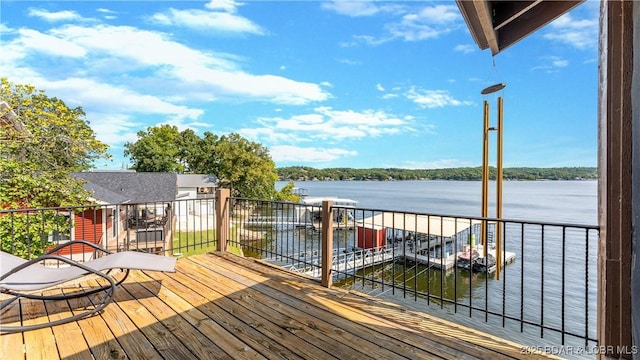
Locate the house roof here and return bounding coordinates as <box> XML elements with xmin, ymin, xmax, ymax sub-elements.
<box><xmin>72</xmin><ymin>171</ymin><xmax>177</xmax><ymax>205</ymax></box>
<box><xmin>177</xmin><ymin>174</ymin><xmax>217</xmax><ymax>188</ymax></box>
<box><xmin>455</xmin><ymin>0</ymin><xmax>584</xmax><ymax>55</ymax></box>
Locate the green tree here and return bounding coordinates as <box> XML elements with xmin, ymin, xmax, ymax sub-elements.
<box><xmin>274</xmin><ymin>180</ymin><xmax>301</xmax><ymax>202</ymax></box>
<box><xmin>211</xmin><ymin>133</ymin><xmax>278</xmax><ymax>199</ymax></box>
<box><xmin>1</xmin><ymin>78</ymin><xmax>109</xmax><ymax>258</ymax></box>
<box><xmin>177</xmin><ymin>128</ymin><xmax>204</xmax><ymax>173</ymax></box>
<box><xmin>0</xmin><ymin>78</ymin><xmax>109</xmax><ymax>208</ymax></box>
<box><xmin>125</xmin><ymin>127</ymin><xmax>280</xmax><ymax>198</ymax></box>
<box><xmin>190</xmin><ymin>132</ymin><xmax>219</xmax><ymax>174</ymax></box>
<box><xmin>124</xmin><ymin>124</ymin><xmax>184</xmax><ymax>172</ymax></box>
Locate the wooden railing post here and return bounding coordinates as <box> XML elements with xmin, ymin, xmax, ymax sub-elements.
<box><xmin>215</xmin><ymin>188</ymin><xmax>230</xmax><ymax>252</ymax></box>
<box><xmin>321</xmin><ymin>201</ymin><xmax>334</xmax><ymax>288</ymax></box>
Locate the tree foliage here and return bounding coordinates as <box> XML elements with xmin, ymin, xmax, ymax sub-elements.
<box><xmin>1</xmin><ymin>78</ymin><xmax>109</xmax><ymax>258</ymax></box>
<box><xmin>276</xmin><ymin>166</ymin><xmax>598</xmax><ymax>182</ymax></box>
<box><xmin>124</xmin><ymin>124</ymin><xmax>185</xmax><ymax>173</ymax></box>
<box><xmin>0</xmin><ymin>78</ymin><xmax>109</xmax><ymax>208</ymax></box>
<box><xmin>0</xmin><ymin>211</ymin><xmax>72</xmax><ymax>259</ymax></box>
<box><xmin>212</xmin><ymin>133</ymin><xmax>278</xmax><ymax>199</ymax></box>
<box><xmin>125</xmin><ymin>127</ymin><xmax>281</xmax><ymax>199</ymax></box>
<box><xmin>273</xmin><ymin>180</ymin><xmax>301</xmax><ymax>202</ymax></box>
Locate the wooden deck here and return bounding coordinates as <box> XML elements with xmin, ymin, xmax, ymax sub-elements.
<box><xmin>1</xmin><ymin>252</ymin><xmax>555</xmax><ymax>359</ymax></box>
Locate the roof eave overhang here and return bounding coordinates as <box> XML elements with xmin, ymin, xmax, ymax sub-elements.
<box><xmin>456</xmin><ymin>0</ymin><xmax>499</xmax><ymax>55</ymax></box>
<box><xmin>456</xmin><ymin>0</ymin><xmax>585</xmax><ymax>56</ymax></box>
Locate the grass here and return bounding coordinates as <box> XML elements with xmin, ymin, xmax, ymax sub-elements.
<box><xmin>171</xmin><ymin>229</ymin><xmax>243</xmax><ymax>258</ymax></box>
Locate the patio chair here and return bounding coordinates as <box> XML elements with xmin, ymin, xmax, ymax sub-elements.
<box><xmin>0</xmin><ymin>240</ymin><xmax>176</xmax><ymax>333</ymax></box>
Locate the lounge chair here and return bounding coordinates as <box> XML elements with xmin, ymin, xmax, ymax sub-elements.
<box><xmin>0</xmin><ymin>240</ymin><xmax>176</xmax><ymax>333</ymax></box>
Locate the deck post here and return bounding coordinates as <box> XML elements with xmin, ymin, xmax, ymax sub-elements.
<box><xmin>216</xmin><ymin>188</ymin><xmax>230</xmax><ymax>252</ymax></box>
<box><xmin>598</xmin><ymin>1</ymin><xmax>635</xmax><ymax>357</ymax></box>
<box><xmin>321</xmin><ymin>200</ymin><xmax>334</xmax><ymax>288</ymax></box>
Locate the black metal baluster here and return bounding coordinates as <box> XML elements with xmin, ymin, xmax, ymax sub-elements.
<box><xmin>541</xmin><ymin>224</ymin><xmax>545</xmax><ymax>338</ymax></box>
<box><xmin>584</xmin><ymin>228</ymin><xmax>589</xmax><ymax>347</ymax></box>
<box><xmin>561</xmin><ymin>226</ymin><xmax>566</xmax><ymax>345</ymax></box>
<box><xmin>520</xmin><ymin>223</ymin><xmax>524</xmax><ymax>333</ymax></box>
<box><xmin>502</xmin><ymin>220</ymin><xmax>506</xmax><ymax>328</ymax></box>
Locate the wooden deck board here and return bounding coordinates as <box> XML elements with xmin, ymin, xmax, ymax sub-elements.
<box><xmin>183</xmin><ymin>257</ymin><xmax>378</xmax><ymax>360</ymax></box>
<box><xmin>188</xmin><ymin>255</ymin><xmax>443</xmax><ymax>360</ymax></box>
<box><xmin>0</xmin><ymin>296</ymin><xmax>24</xmax><ymax>360</ymax></box>
<box><xmin>131</xmin><ymin>270</ymin><xmax>268</xmax><ymax>360</ymax></box>
<box><xmin>202</xmin><ymin>253</ymin><xmax>521</xmax><ymax>360</ymax></box>
<box><xmin>43</xmin><ymin>288</ymin><xmax>92</xmax><ymax>360</ymax></box>
<box><xmin>1</xmin><ymin>252</ymin><xmax>557</xmax><ymax>360</ymax></box>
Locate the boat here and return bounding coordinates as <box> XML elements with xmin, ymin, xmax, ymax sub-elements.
<box><xmin>472</xmin><ymin>253</ymin><xmax>496</xmax><ymax>272</ymax></box>
<box><xmin>457</xmin><ymin>249</ymin><xmax>479</xmax><ymax>270</ymax></box>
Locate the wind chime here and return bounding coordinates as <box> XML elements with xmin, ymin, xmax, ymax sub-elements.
<box><xmin>480</xmin><ymin>83</ymin><xmax>505</xmax><ymax>280</ymax></box>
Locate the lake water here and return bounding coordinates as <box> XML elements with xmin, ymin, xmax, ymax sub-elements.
<box><xmin>275</xmin><ymin>180</ymin><xmax>599</xmax><ymax>358</ymax></box>
<box><xmin>277</xmin><ymin>180</ymin><xmax>598</xmax><ymax>225</ymax></box>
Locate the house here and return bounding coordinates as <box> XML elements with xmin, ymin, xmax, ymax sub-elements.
<box><xmin>175</xmin><ymin>174</ymin><xmax>218</xmax><ymax>227</ymax></box>
<box><xmin>455</xmin><ymin>0</ymin><xmax>638</xmax><ymax>355</ymax></box>
<box><xmin>69</xmin><ymin>171</ymin><xmax>178</xmax><ymax>254</ymax></box>
<box><xmin>177</xmin><ymin>174</ymin><xmax>217</xmax><ymax>199</ymax></box>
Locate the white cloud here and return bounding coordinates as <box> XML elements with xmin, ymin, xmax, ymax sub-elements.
<box><xmin>96</xmin><ymin>8</ymin><xmax>117</xmax><ymax>20</ymax></box>
<box><xmin>531</xmin><ymin>56</ymin><xmax>570</xmax><ymax>72</ymax></box>
<box><xmin>148</xmin><ymin>8</ymin><xmax>264</xmax><ymax>35</ymax></box>
<box><xmin>270</xmin><ymin>145</ymin><xmax>357</xmax><ymax>163</ymax></box>
<box><xmin>336</xmin><ymin>4</ymin><xmax>461</xmax><ymax>45</ymax></box>
<box><xmin>4</xmin><ymin>23</ymin><xmax>329</xmax><ymax>105</ymax></box>
<box><xmin>243</xmin><ymin>107</ymin><xmax>412</xmax><ymax>147</ymax></box>
<box><xmin>27</xmin><ymin>8</ymin><xmax>87</xmax><ymax>22</ymax></box>
<box><xmin>89</xmin><ymin>113</ymin><xmax>140</xmax><ymax>147</ymax></box>
<box><xmin>321</xmin><ymin>1</ymin><xmax>382</xmax><ymax>17</ymax></box>
<box><xmin>544</xmin><ymin>13</ymin><xmax>598</xmax><ymax>50</ymax></box>
<box><xmin>454</xmin><ymin>44</ymin><xmax>475</xmax><ymax>54</ymax></box>
<box><xmin>206</xmin><ymin>0</ymin><xmax>241</xmax><ymax>13</ymax></box>
<box><xmin>97</xmin><ymin>8</ymin><xmax>116</xmax><ymax>14</ymax></box>
<box><xmin>16</xmin><ymin>28</ymin><xmax>87</xmax><ymax>57</ymax></box>
<box><xmin>411</xmin><ymin>5</ymin><xmax>460</xmax><ymax>24</ymax></box>
<box><xmin>387</xmin><ymin>6</ymin><xmax>459</xmax><ymax>42</ymax></box>
<box><xmin>337</xmin><ymin>58</ymin><xmax>362</xmax><ymax>65</ymax></box>
<box><xmin>60</xmin><ymin>79</ymin><xmax>200</xmax><ymax>117</ymax></box>
<box><xmin>405</xmin><ymin>88</ymin><xmax>472</xmax><ymax>109</ymax></box>
<box><xmin>376</xmin><ymin>83</ymin><xmax>385</xmax><ymax>91</ymax></box>
<box><xmin>552</xmin><ymin>59</ymin><xmax>569</xmax><ymax>68</ymax></box>
<box><xmin>174</xmin><ymin>69</ymin><xmax>330</xmax><ymax>105</ymax></box>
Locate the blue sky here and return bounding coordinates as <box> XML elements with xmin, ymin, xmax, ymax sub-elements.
<box><xmin>0</xmin><ymin>0</ymin><xmax>599</xmax><ymax>170</ymax></box>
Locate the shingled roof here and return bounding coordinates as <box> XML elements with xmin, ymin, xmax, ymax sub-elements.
<box><xmin>72</xmin><ymin>171</ymin><xmax>177</xmax><ymax>205</ymax></box>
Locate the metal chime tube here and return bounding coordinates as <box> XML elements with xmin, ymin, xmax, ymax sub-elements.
<box><xmin>496</xmin><ymin>97</ymin><xmax>504</xmax><ymax>280</ymax></box>
<box><xmin>481</xmin><ymin>100</ymin><xmax>490</xmax><ymax>257</ymax></box>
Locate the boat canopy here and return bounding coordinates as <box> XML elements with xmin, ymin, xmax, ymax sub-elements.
<box><xmin>358</xmin><ymin>212</ymin><xmax>481</xmax><ymax>238</ymax></box>
<box><xmin>301</xmin><ymin>197</ymin><xmax>358</xmax><ymax>207</ymax></box>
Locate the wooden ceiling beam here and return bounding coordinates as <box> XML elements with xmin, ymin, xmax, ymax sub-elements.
<box><xmin>456</xmin><ymin>0</ymin><xmax>585</xmax><ymax>55</ymax></box>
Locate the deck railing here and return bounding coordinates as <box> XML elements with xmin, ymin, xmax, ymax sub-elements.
<box><xmin>1</xmin><ymin>189</ymin><xmax>599</xmax><ymax>351</ymax></box>
<box><xmin>0</xmin><ymin>197</ymin><xmax>218</xmax><ymax>261</ymax></box>
<box><xmin>226</xmin><ymin>191</ymin><xmax>599</xmax><ymax>351</ymax></box>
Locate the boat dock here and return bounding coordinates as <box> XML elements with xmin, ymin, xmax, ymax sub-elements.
<box><xmin>244</xmin><ymin>215</ymin><xmax>354</xmax><ymax>230</ymax></box>
<box><xmin>269</xmin><ymin>245</ymin><xmax>516</xmax><ymax>279</ymax></box>
<box><xmin>268</xmin><ymin>247</ymin><xmax>395</xmax><ymax>278</ymax></box>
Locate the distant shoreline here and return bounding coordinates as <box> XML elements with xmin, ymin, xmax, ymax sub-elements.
<box><xmin>277</xmin><ymin>178</ymin><xmax>598</xmax><ymax>182</ymax></box>
<box><xmin>276</xmin><ymin>166</ymin><xmax>598</xmax><ymax>182</ymax></box>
